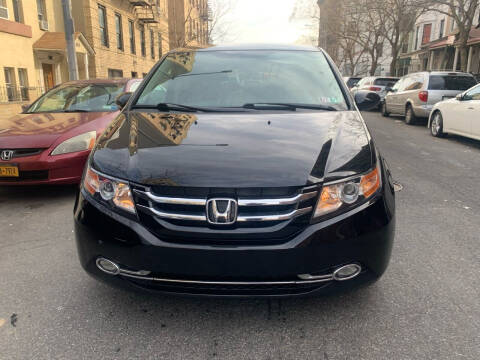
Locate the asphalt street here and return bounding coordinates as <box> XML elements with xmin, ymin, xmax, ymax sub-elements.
<box><xmin>0</xmin><ymin>111</ymin><xmax>479</xmax><ymax>360</ymax></box>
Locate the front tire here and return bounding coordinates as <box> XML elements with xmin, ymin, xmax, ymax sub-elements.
<box><xmin>430</xmin><ymin>111</ymin><xmax>446</xmax><ymax>137</ymax></box>
<box><xmin>405</xmin><ymin>105</ymin><xmax>417</xmax><ymax>125</ymax></box>
<box><xmin>381</xmin><ymin>102</ymin><xmax>390</xmax><ymax>117</ymax></box>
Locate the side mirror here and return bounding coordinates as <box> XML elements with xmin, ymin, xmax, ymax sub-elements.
<box><xmin>385</xmin><ymin>86</ymin><xmax>393</xmax><ymax>93</ymax></box>
<box><xmin>21</xmin><ymin>104</ymin><xmax>31</xmax><ymax>113</ymax></box>
<box><xmin>355</xmin><ymin>91</ymin><xmax>381</xmax><ymax>111</ymax></box>
<box><xmin>455</xmin><ymin>93</ymin><xmax>463</xmax><ymax>101</ymax></box>
<box><xmin>115</xmin><ymin>92</ymin><xmax>132</xmax><ymax>109</ymax></box>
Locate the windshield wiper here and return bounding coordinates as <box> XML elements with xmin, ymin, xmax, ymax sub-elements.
<box><xmin>156</xmin><ymin>103</ymin><xmax>219</xmax><ymax>112</ymax></box>
<box><xmin>175</xmin><ymin>70</ymin><xmax>233</xmax><ymax>79</ymax></box>
<box><xmin>242</xmin><ymin>103</ymin><xmax>338</xmax><ymax>111</ymax></box>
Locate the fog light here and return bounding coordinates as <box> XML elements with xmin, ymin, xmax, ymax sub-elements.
<box><xmin>96</xmin><ymin>258</ymin><xmax>120</xmax><ymax>275</ymax></box>
<box><xmin>333</xmin><ymin>264</ymin><xmax>361</xmax><ymax>281</ymax></box>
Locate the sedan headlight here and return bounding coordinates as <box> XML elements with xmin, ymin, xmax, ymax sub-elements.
<box><xmin>83</xmin><ymin>166</ymin><xmax>136</xmax><ymax>214</ymax></box>
<box><xmin>51</xmin><ymin>131</ymin><xmax>96</xmax><ymax>155</ymax></box>
<box><xmin>313</xmin><ymin>166</ymin><xmax>381</xmax><ymax>219</ymax></box>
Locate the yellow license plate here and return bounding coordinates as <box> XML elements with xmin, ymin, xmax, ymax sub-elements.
<box><xmin>0</xmin><ymin>166</ymin><xmax>19</xmax><ymax>177</ymax></box>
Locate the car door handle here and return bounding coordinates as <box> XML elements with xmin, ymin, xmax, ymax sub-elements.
<box><xmin>468</xmin><ymin>107</ymin><xmax>474</xmax><ymax>110</ymax></box>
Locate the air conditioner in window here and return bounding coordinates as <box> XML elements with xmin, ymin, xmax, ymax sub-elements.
<box><xmin>39</xmin><ymin>19</ymin><xmax>49</xmax><ymax>31</ymax></box>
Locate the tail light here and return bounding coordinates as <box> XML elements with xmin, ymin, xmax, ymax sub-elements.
<box><xmin>419</xmin><ymin>91</ymin><xmax>429</xmax><ymax>102</ymax></box>
<box><xmin>368</xmin><ymin>86</ymin><xmax>382</xmax><ymax>92</ymax></box>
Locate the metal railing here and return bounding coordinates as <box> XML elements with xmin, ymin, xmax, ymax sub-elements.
<box><xmin>0</xmin><ymin>86</ymin><xmax>44</xmax><ymax>103</ymax></box>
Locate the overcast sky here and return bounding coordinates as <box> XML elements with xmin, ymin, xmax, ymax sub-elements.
<box><xmin>217</xmin><ymin>0</ymin><xmax>318</xmax><ymax>45</ymax></box>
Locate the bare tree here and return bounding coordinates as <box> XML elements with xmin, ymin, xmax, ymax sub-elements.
<box><xmin>208</xmin><ymin>0</ymin><xmax>237</xmax><ymax>44</ymax></box>
<box><xmin>321</xmin><ymin>0</ymin><xmax>387</xmax><ymax>75</ymax></box>
<box><xmin>375</xmin><ymin>0</ymin><xmax>431</xmax><ymax>75</ymax></box>
<box><xmin>428</xmin><ymin>0</ymin><xmax>480</xmax><ymax>70</ymax></box>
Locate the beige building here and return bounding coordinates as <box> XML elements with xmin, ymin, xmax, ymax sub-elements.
<box><xmin>168</xmin><ymin>0</ymin><xmax>209</xmax><ymax>49</ymax></box>
<box><xmin>72</xmin><ymin>0</ymin><xmax>170</xmax><ymax>79</ymax></box>
<box><xmin>0</xmin><ymin>0</ymin><xmax>94</xmax><ymax>117</ymax></box>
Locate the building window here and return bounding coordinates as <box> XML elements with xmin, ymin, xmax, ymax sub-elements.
<box><xmin>108</xmin><ymin>69</ymin><xmax>123</xmax><ymax>78</ymax></box>
<box><xmin>37</xmin><ymin>0</ymin><xmax>48</xmax><ymax>30</ymax></box>
<box><xmin>439</xmin><ymin>19</ymin><xmax>445</xmax><ymax>39</ymax></box>
<box><xmin>140</xmin><ymin>25</ymin><xmax>146</xmax><ymax>57</ymax></box>
<box><xmin>115</xmin><ymin>13</ymin><xmax>123</xmax><ymax>51</ymax></box>
<box><xmin>4</xmin><ymin>67</ymin><xmax>16</xmax><ymax>102</ymax></box>
<box><xmin>0</xmin><ymin>0</ymin><xmax>8</xmax><ymax>19</ymax></box>
<box><xmin>17</xmin><ymin>68</ymin><xmax>29</xmax><ymax>101</ymax></box>
<box><xmin>150</xmin><ymin>29</ymin><xmax>155</xmax><ymax>59</ymax></box>
<box><xmin>131</xmin><ymin>71</ymin><xmax>138</xmax><ymax>78</ymax></box>
<box><xmin>98</xmin><ymin>5</ymin><xmax>109</xmax><ymax>47</ymax></box>
<box><xmin>158</xmin><ymin>32</ymin><xmax>162</xmax><ymax>58</ymax></box>
<box><xmin>142</xmin><ymin>73</ymin><xmax>148</xmax><ymax>78</ymax></box>
<box><xmin>129</xmin><ymin>20</ymin><xmax>136</xmax><ymax>54</ymax></box>
<box><xmin>13</xmin><ymin>0</ymin><xmax>24</xmax><ymax>23</ymax></box>
<box><xmin>422</xmin><ymin>24</ymin><xmax>432</xmax><ymax>44</ymax></box>
<box><xmin>415</xmin><ymin>26</ymin><xmax>420</xmax><ymax>50</ymax></box>
<box><xmin>450</xmin><ymin>18</ymin><xmax>455</xmax><ymax>32</ymax></box>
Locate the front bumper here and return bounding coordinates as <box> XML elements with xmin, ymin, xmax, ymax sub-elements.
<box><xmin>74</xmin><ymin>183</ymin><xmax>395</xmax><ymax>297</ymax></box>
<box><xmin>0</xmin><ymin>149</ymin><xmax>89</xmax><ymax>185</ymax></box>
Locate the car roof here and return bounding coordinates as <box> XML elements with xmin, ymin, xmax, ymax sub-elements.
<box><xmin>61</xmin><ymin>78</ymin><xmax>130</xmax><ymax>86</ymax></box>
<box><xmin>408</xmin><ymin>71</ymin><xmax>474</xmax><ymax>77</ymax></box>
<box><xmin>172</xmin><ymin>43</ymin><xmax>321</xmax><ymax>52</ymax></box>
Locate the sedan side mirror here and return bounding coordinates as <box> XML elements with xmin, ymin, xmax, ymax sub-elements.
<box><xmin>456</xmin><ymin>93</ymin><xmax>463</xmax><ymax>101</ymax></box>
<box><xmin>21</xmin><ymin>104</ymin><xmax>31</xmax><ymax>113</ymax></box>
<box><xmin>355</xmin><ymin>91</ymin><xmax>381</xmax><ymax>111</ymax></box>
<box><xmin>385</xmin><ymin>86</ymin><xmax>393</xmax><ymax>93</ymax></box>
<box><xmin>115</xmin><ymin>92</ymin><xmax>132</xmax><ymax>109</ymax></box>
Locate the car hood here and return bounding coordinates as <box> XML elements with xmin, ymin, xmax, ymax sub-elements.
<box><xmin>92</xmin><ymin>110</ymin><xmax>373</xmax><ymax>188</ymax></box>
<box><xmin>0</xmin><ymin>112</ymin><xmax>114</xmax><ymax>149</ymax></box>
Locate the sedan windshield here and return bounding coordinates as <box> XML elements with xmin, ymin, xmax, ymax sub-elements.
<box><xmin>28</xmin><ymin>83</ymin><xmax>125</xmax><ymax>113</ymax></box>
<box><xmin>135</xmin><ymin>50</ymin><xmax>348</xmax><ymax>110</ymax></box>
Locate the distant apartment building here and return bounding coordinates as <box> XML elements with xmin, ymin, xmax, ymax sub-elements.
<box><xmin>168</xmin><ymin>0</ymin><xmax>209</xmax><ymax>49</ymax></box>
<box><xmin>72</xmin><ymin>0</ymin><xmax>170</xmax><ymax>79</ymax></box>
<box><xmin>399</xmin><ymin>5</ymin><xmax>480</xmax><ymax>75</ymax></box>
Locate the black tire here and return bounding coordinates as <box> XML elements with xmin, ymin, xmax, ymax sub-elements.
<box><xmin>430</xmin><ymin>111</ymin><xmax>446</xmax><ymax>138</ymax></box>
<box><xmin>405</xmin><ymin>104</ymin><xmax>417</xmax><ymax>125</ymax></box>
<box><xmin>381</xmin><ymin>102</ymin><xmax>390</xmax><ymax>117</ymax></box>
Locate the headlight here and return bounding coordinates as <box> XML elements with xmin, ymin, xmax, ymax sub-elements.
<box><xmin>51</xmin><ymin>131</ymin><xmax>96</xmax><ymax>155</ymax></box>
<box><xmin>83</xmin><ymin>166</ymin><xmax>136</xmax><ymax>214</ymax></box>
<box><xmin>313</xmin><ymin>166</ymin><xmax>381</xmax><ymax>219</ymax></box>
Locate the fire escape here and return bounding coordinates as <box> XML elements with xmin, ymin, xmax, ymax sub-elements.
<box><xmin>129</xmin><ymin>0</ymin><xmax>160</xmax><ymax>25</ymax></box>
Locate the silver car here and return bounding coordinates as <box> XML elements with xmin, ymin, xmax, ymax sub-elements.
<box><xmin>382</xmin><ymin>71</ymin><xmax>477</xmax><ymax>124</ymax></box>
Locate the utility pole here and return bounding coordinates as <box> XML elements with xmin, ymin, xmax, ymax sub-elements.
<box><xmin>62</xmin><ymin>0</ymin><xmax>79</xmax><ymax>80</ymax></box>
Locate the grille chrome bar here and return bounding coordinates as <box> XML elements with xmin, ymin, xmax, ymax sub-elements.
<box><xmin>137</xmin><ymin>204</ymin><xmax>207</xmax><ymax>221</ymax></box>
<box><xmin>237</xmin><ymin>207</ymin><xmax>312</xmax><ymax>222</ymax></box>
<box><xmin>135</xmin><ymin>189</ymin><xmax>317</xmax><ymax>207</ymax></box>
<box><xmin>237</xmin><ymin>191</ymin><xmax>317</xmax><ymax>206</ymax></box>
<box><xmin>134</xmin><ymin>189</ymin><xmax>207</xmax><ymax>206</ymax></box>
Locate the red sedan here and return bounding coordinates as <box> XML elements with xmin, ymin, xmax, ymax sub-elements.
<box><xmin>0</xmin><ymin>78</ymin><xmax>141</xmax><ymax>185</ymax></box>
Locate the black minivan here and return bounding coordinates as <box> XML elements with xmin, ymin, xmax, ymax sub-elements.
<box><xmin>74</xmin><ymin>44</ymin><xmax>395</xmax><ymax>297</ymax></box>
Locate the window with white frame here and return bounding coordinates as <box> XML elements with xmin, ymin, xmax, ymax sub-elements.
<box><xmin>0</xmin><ymin>0</ymin><xmax>8</xmax><ymax>19</ymax></box>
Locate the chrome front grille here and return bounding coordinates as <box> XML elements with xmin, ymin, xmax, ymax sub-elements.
<box><xmin>134</xmin><ymin>189</ymin><xmax>317</xmax><ymax>223</ymax></box>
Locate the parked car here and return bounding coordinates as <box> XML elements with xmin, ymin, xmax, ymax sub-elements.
<box><xmin>428</xmin><ymin>83</ymin><xmax>480</xmax><ymax>140</ymax></box>
<box><xmin>381</xmin><ymin>71</ymin><xmax>477</xmax><ymax>124</ymax></box>
<box><xmin>343</xmin><ymin>76</ymin><xmax>362</xmax><ymax>89</ymax></box>
<box><xmin>0</xmin><ymin>78</ymin><xmax>141</xmax><ymax>185</ymax></box>
<box><xmin>74</xmin><ymin>44</ymin><xmax>395</xmax><ymax>297</ymax></box>
<box><xmin>350</xmin><ymin>76</ymin><xmax>399</xmax><ymax>107</ymax></box>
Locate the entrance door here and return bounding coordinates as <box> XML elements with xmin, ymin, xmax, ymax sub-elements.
<box><xmin>42</xmin><ymin>63</ymin><xmax>54</xmax><ymax>90</ymax></box>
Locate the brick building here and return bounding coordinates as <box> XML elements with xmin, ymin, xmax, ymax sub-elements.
<box><xmin>72</xmin><ymin>0</ymin><xmax>170</xmax><ymax>79</ymax></box>
<box><xmin>168</xmin><ymin>0</ymin><xmax>209</xmax><ymax>49</ymax></box>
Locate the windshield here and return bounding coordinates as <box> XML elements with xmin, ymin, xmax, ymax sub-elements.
<box><xmin>428</xmin><ymin>75</ymin><xmax>477</xmax><ymax>91</ymax></box>
<box><xmin>135</xmin><ymin>50</ymin><xmax>348</xmax><ymax>110</ymax></box>
<box><xmin>28</xmin><ymin>83</ymin><xmax>125</xmax><ymax>113</ymax></box>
